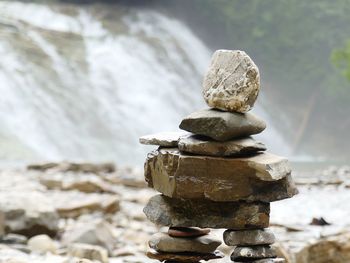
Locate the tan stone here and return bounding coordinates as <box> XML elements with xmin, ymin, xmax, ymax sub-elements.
<box><xmin>143</xmin><ymin>195</ymin><xmax>270</xmax><ymax>229</ymax></box>
<box><xmin>139</xmin><ymin>131</ymin><xmax>187</xmax><ymax>147</ymax></box>
<box><xmin>145</xmin><ymin>148</ymin><xmax>297</xmax><ymax>202</ymax></box>
<box><xmin>203</xmin><ymin>50</ymin><xmax>260</xmax><ymax>113</ymax></box>
<box><xmin>68</xmin><ymin>243</ymin><xmax>109</xmax><ymax>263</ymax></box>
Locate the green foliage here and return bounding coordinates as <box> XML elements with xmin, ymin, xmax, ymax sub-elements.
<box><xmin>332</xmin><ymin>40</ymin><xmax>350</xmax><ymax>81</ymax></box>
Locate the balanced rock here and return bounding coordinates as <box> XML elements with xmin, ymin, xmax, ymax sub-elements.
<box><xmin>235</xmin><ymin>259</ymin><xmax>285</xmax><ymax>263</ymax></box>
<box><xmin>145</xmin><ymin>148</ymin><xmax>297</xmax><ymax>202</ymax></box>
<box><xmin>168</xmin><ymin>227</ymin><xmax>210</xmax><ymax>238</ymax></box>
<box><xmin>203</xmin><ymin>50</ymin><xmax>260</xmax><ymax>113</ymax></box>
<box><xmin>139</xmin><ymin>131</ymin><xmax>187</xmax><ymax>147</ymax></box>
<box><xmin>179</xmin><ymin>109</ymin><xmax>265</xmax><ymax>141</ymax></box>
<box><xmin>143</xmin><ymin>195</ymin><xmax>269</xmax><ymax>229</ymax></box>
<box><xmin>178</xmin><ymin>135</ymin><xmax>266</xmax><ymax>156</ymax></box>
<box><xmin>149</xmin><ymin>232</ymin><xmax>221</xmax><ymax>254</ymax></box>
<box><xmin>147</xmin><ymin>250</ymin><xmax>224</xmax><ymax>262</ymax></box>
<box><xmin>224</xmin><ymin>229</ymin><xmax>275</xmax><ymax>246</ymax></box>
<box><xmin>232</xmin><ymin>246</ymin><xmax>277</xmax><ymax>261</ymax></box>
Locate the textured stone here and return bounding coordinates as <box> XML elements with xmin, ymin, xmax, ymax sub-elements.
<box><xmin>147</xmin><ymin>250</ymin><xmax>224</xmax><ymax>262</ymax></box>
<box><xmin>203</xmin><ymin>50</ymin><xmax>260</xmax><ymax>113</ymax></box>
<box><xmin>149</xmin><ymin>232</ymin><xmax>221</xmax><ymax>254</ymax></box>
<box><xmin>145</xmin><ymin>148</ymin><xmax>297</xmax><ymax>202</ymax></box>
<box><xmin>232</xmin><ymin>246</ymin><xmax>277</xmax><ymax>261</ymax></box>
<box><xmin>178</xmin><ymin>135</ymin><xmax>266</xmax><ymax>156</ymax></box>
<box><xmin>139</xmin><ymin>131</ymin><xmax>187</xmax><ymax>147</ymax></box>
<box><xmin>68</xmin><ymin>243</ymin><xmax>108</xmax><ymax>263</ymax></box>
<box><xmin>143</xmin><ymin>195</ymin><xmax>269</xmax><ymax>229</ymax></box>
<box><xmin>224</xmin><ymin>229</ymin><xmax>276</xmax><ymax>246</ymax></box>
<box><xmin>179</xmin><ymin>109</ymin><xmax>266</xmax><ymax>141</ymax></box>
<box><xmin>168</xmin><ymin>227</ymin><xmax>210</xmax><ymax>238</ymax></box>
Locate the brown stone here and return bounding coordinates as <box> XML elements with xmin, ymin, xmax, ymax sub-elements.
<box><xmin>145</xmin><ymin>148</ymin><xmax>297</xmax><ymax>202</ymax></box>
<box><xmin>168</xmin><ymin>227</ymin><xmax>210</xmax><ymax>238</ymax></box>
<box><xmin>147</xmin><ymin>250</ymin><xmax>224</xmax><ymax>262</ymax></box>
<box><xmin>143</xmin><ymin>195</ymin><xmax>270</xmax><ymax>229</ymax></box>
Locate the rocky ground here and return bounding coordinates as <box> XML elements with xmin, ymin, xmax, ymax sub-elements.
<box><xmin>0</xmin><ymin>162</ymin><xmax>349</xmax><ymax>263</ymax></box>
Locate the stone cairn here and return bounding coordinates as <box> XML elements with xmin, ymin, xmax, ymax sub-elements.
<box><xmin>140</xmin><ymin>50</ymin><xmax>298</xmax><ymax>263</ymax></box>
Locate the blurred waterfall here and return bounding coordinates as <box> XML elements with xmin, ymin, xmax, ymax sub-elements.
<box><xmin>0</xmin><ymin>1</ymin><xmax>290</xmax><ymax>165</ymax></box>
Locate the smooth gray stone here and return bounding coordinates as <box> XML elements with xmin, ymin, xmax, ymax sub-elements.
<box><xmin>178</xmin><ymin>135</ymin><xmax>266</xmax><ymax>156</ymax></box>
<box><xmin>231</xmin><ymin>246</ymin><xmax>277</xmax><ymax>261</ymax></box>
<box><xmin>139</xmin><ymin>131</ymin><xmax>187</xmax><ymax>147</ymax></box>
<box><xmin>143</xmin><ymin>194</ymin><xmax>270</xmax><ymax>229</ymax></box>
<box><xmin>224</xmin><ymin>229</ymin><xmax>275</xmax><ymax>246</ymax></box>
<box><xmin>203</xmin><ymin>50</ymin><xmax>260</xmax><ymax>113</ymax></box>
<box><xmin>179</xmin><ymin>109</ymin><xmax>266</xmax><ymax>141</ymax></box>
<box><xmin>149</xmin><ymin>232</ymin><xmax>221</xmax><ymax>254</ymax></box>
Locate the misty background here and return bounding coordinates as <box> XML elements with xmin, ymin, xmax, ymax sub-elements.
<box><xmin>1</xmin><ymin>0</ymin><xmax>350</xmax><ymax>166</ymax></box>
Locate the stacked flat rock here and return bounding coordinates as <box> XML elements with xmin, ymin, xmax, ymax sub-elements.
<box><xmin>140</xmin><ymin>49</ymin><xmax>297</xmax><ymax>262</ymax></box>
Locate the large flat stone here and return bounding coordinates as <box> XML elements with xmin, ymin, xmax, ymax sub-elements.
<box><xmin>178</xmin><ymin>135</ymin><xmax>266</xmax><ymax>156</ymax></box>
<box><xmin>139</xmin><ymin>131</ymin><xmax>187</xmax><ymax>147</ymax></box>
<box><xmin>235</xmin><ymin>259</ymin><xmax>285</xmax><ymax>263</ymax></box>
<box><xmin>179</xmin><ymin>109</ymin><xmax>266</xmax><ymax>141</ymax></box>
<box><xmin>224</xmin><ymin>229</ymin><xmax>275</xmax><ymax>246</ymax></box>
<box><xmin>203</xmin><ymin>50</ymin><xmax>260</xmax><ymax>113</ymax></box>
<box><xmin>147</xmin><ymin>250</ymin><xmax>224</xmax><ymax>262</ymax></box>
<box><xmin>145</xmin><ymin>148</ymin><xmax>297</xmax><ymax>202</ymax></box>
<box><xmin>149</xmin><ymin>232</ymin><xmax>221</xmax><ymax>254</ymax></box>
<box><xmin>143</xmin><ymin>195</ymin><xmax>270</xmax><ymax>229</ymax></box>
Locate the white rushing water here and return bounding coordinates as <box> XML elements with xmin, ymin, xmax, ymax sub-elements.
<box><xmin>0</xmin><ymin>1</ymin><xmax>290</xmax><ymax>165</ymax></box>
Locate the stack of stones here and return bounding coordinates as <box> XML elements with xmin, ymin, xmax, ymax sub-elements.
<box><xmin>140</xmin><ymin>50</ymin><xmax>298</xmax><ymax>263</ymax></box>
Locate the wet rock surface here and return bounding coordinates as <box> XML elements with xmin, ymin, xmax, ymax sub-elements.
<box><xmin>179</xmin><ymin>109</ymin><xmax>266</xmax><ymax>141</ymax></box>
<box><xmin>203</xmin><ymin>50</ymin><xmax>260</xmax><ymax>113</ymax></box>
<box><xmin>145</xmin><ymin>148</ymin><xmax>297</xmax><ymax>202</ymax></box>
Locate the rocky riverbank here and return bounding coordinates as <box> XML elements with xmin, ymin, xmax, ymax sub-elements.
<box><xmin>0</xmin><ymin>162</ymin><xmax>349</xmax><ymax>262</ymax></box>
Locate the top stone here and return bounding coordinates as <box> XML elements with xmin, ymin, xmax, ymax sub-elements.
<box><xmin>203</xmin><ymin>50</ymin><xmax>260</xmax><ymax>113</ymax></box>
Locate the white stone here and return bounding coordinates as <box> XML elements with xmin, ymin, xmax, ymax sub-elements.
<box><xmin>203</xmin><ymin>50</ymin><xmax>260</xmax><ymax>113</ymax></box>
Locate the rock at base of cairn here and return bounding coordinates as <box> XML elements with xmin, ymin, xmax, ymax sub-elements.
<box><xmin>147</xmin><ymin>250</ymin><xmax>224</xmax><ymax>262</ymax></box>
<box><xmin>143</xmin><ymin>195</ymin><xmax>270</xmax><ymax>229</ymax></box>
<box><xmin>224</xmin><ymin>229</ymin><xmax>276</xmax><ymax>246</ymax></box>
<box><xmin>149</xmin><ymin>232</ymin><xmax>221</xmax><ymax>254</ymax></box>
<box><xmin>231</xmin><ymin>245</ymin><xmax>277</xmax><ymax>261</ymax></box>
<box><xmin>179</xmin><ymin>109</ymin><xmax>266</xmax><ymax>141</ymax></box>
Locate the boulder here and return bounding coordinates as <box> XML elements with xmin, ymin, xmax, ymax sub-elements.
<box><xmin>139</xmin><ymin>131</ymin><xmax>187</xmax><ymax>147</ymax></box>
<box><xmin>147</xmin><ymin>250</ymin><xmax>224</xmax><ymax>262</ymax></box>
<box><xmin>179</xmin><ymin>109</ymin><xmax>266</xmax><ymax>141</ymax></box>
<box><xmin>28</xmin><ymin>234</ymin><xmax>56</xmax><ymax>253</ymax></box>
<box><xmin>202</xmin><ymin>50</ymin><xmax>260</xmax><ymax>113</ymax></box>
<box><xmin>178</xmin><ymin>134</ymin><xmax>266</xmax><ymax>156</ymax></box>
<box><xmin>224</xmin><ymin>229</ymin><xmax>275</xmax><ymax>246</ymax></box>
<box><xmin>145</xmin><ymin>148</ymin><xmax>297</xmax><ymax>202</ymax></box>
<box><xmin>143</xmin><ymin>195</ymin><xmax>270</xmax><ymax>229</ymax></box>
<box><xmin>62</xmin><ymin>220</ymin><xmax>116</xmax><ymax>254</ymax></box>
<box><xmin>0</xmin><ymin>191</ymin><xmax>59</xmax><ymax>237</ymax></box>
<box><xmin>149</xmin><ymin>232</ymin><xmax>221</xmax><ymax>254</ymax></box>
<box><xmin>232</xmin><ymin>246</ymin><xmax>277</xmax><ymax>261</ymax></box>
<box><xmin>68</xmin><ymin>243</ymin><xmax>109</xmax><ymax>263</ymax></box>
